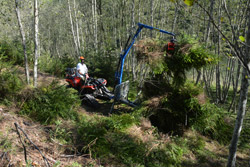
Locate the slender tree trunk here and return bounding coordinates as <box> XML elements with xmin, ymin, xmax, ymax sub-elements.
<box><xmin>150</xmin><ymin>0</ymin><xmax>154</xmax><ymax>37</ymax></box>
<box><xmin>222</xmin><ymin>58</ymin><xmax>234</xmax><ymax>103</ymax></box>
<box><xmin>68</xmin><ymin>0</ymin><xmax>79</xmax><ymax>57</ymax></box>
<box><xmin>94</xmin><ymin>0</ymin><xmax>98</xmax><ymax>52</ymax></box>
<box><xmin>227</xmin><ymin>68</ymin><xmax>249</xmax><ymax>167</ymax></box>
<box><xmin>195</xmin><ymin>70</ymin><xmax>201</xmax><ymax>85</ymax></box>
<box><xmin>73</xmin><ymin>0</ymin><xmax>81</xmax><ymax>53</ymax></box>
<box><xmin>228</xmin><ymin>60</ymin><xmax>241</xmax><ymax>112</ymax></box>
<box><xmin>131</xmin><ymin>0</ymin><xmax>136</xmax><ymax>80</ymax></box>
<box><xmin>138</xmin><ymin>0</ymin><xmax>141</xmax><ymax>23</ymax></box>
<box><xmin>216</xmin><ymin>0</ymin><xmax>222</xmax><ymax>103</ymax></box>
<box><xmin>80</xmin><ymin>26</ymin><xmax>85</xmax><ymax>52</ymax></box>
<box><xmin>15</xmin><ymin>0</ymin><xmax>30</xmax><ymax>85</ymax></box>
<box><xmin>227</xmin><ymin>11</ymin><xmax>250</xmax><ymax>167</ymax></box>
<box><xmin>204</xmin><ymin>0</ymin><xmax>214</xmax><ymax>43</ymax></box>
<box><xmin>92</xmin><ymin>0</ymin><xmax>98</xmax><ymax>51</ymax></box>
<box><xmin>171</xmin><ymin>2</ymin><xmax>178</xmax><ymax>32</ymax></box>
<box><xmin>33</xmin><ymin>0</ymin><xmax>39</xmax><ymax>88</ymax></box>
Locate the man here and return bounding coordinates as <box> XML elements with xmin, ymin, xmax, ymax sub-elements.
<box><xmin>76</xmin><ymin>56</ymin><xmax>88</xmax><ymax>84</ymax></box>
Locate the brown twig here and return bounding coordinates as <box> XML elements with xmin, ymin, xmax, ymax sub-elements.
<box><xmin>14</xmin><ymin>122</ymin><xmax>51</xmax><ymax>167</ymax></box>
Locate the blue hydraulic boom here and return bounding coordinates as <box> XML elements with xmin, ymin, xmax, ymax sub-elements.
<box><xmin>114</xmin><ymin>23</ymin><xmax>175</xmax><ymax>86</ymax></box>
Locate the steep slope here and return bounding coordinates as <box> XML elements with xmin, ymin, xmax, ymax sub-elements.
<box><xmin>0</xmin><ymin>69</ymin><xmax>249</xmax><ymax>167</ymax></box>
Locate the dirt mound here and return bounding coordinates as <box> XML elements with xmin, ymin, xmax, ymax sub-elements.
<box><xmin>0</xmin><ymin>106</ymin><xmax>97</xmax><ymax>166</ymax></box>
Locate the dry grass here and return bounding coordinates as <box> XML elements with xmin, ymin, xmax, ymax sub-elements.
<box><xmin>0</xmin><ymin>108</ymin><xmax>97</xmax><ymax>166</ymax></box>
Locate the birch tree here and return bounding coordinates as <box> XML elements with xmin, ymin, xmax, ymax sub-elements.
<box><xmin>68</xmin><ymin>0</ymin><xmax>79</xmax><ymax>57</ymax></box>
<box><xmin>192</xmin><ymin>0</ymin><xmax>250</xmax><ymax>165</ymax></box>
<box><xmin>92</xmin><ymin>0</ymin><xmax>98</xmax><ymax>51</ymax></box>
<box><xmin>15</xmin><ymin>0</ymin><xmax>30</xmax><ymax>85</ymax></box>
<box><xmin>227</xmin><ymin>6</ymin><xmax>250</xmax><ymax>167</ymax></box>
<box><xmin>33</xmin><ymin>0</ymin><xmax>39</xmax><ymax>87</ymax></box>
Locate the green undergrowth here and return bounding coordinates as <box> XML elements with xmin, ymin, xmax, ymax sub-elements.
<box><xmin>141</xmin><ymin>81</ymin><xmax>233</xmax><ymax>144</ymax></box>
<box><xmin>74</xmin><ymin>111</ymin><xmax>225</xmax><ymax>167</ymax></box>
<box><xmin>39</xmin><ymin>55</ymin><xmax>76</xmax><ymax>77</ymax></box>
<box><xmin>191</xmin><ymin>103</ymin><xmax>233</xmax><ymax>144</ymax></box>
<box><xmin>137</xmin><ymin>35</ymin><xmax>217</xmax><ymax>87</ymax></box>
<box><xmin>76</xmin><ymin>113</ymin><xmax>185</xmax><ymax>167</ymax></box>
<box><xmin>19</xmin><ymin>81</ymin><xmax>81</xmax><ymax>125</ymax></box>
<box><xmin>0</xmin><ymin>40</ymin><xmax>25</xmax><ymax>65</ymax></box>
<box><xmin>0</xmin><ymin>65</ymin><xmax>24</xmax><ymax>104</ymax></box>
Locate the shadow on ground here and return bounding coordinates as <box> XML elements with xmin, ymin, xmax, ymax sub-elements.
<box><xmin>80</xmin><ymin>100</ymin><xmax>134</xmax><ymax>116</ymax></box>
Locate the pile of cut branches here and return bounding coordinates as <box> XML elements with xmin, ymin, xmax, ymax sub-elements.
<box><xmin>134</xmin><ymin>36</ymin><xmax>217</xmax><ymax>86</ymax></box>
<box><xmin>134</xmin><ymin>38</ymin><xmax>166</xmax><ymax>64</ymax></box>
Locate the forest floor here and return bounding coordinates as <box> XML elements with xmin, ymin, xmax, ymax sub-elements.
<box><xmin>0</xmin><ymin>68</ymin><xmax>249</xmax><ymax>167</ymax></box>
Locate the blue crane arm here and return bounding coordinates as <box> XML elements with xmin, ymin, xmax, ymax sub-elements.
<box><xmin>115</xmin><ymin>23</ymin><xmax>175</xmax><ymax>85</ymax></box>
<box><xmin>138</xmin><ymin>23</ymin><xmax>175</xmax><ymax>36</ymax></box>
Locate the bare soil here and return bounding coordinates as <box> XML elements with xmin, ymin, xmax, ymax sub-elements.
<box><xmin>0</xmin><ymin>106</ymin><xmax>97</xmax><ymax>167</ymax></box>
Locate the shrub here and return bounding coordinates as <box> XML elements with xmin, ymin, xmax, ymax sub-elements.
<box><xmin>191</xmin><ymin>103</ymin><xmax>233</xmax><ymax>144</ymax></box>
<box><xmin>39</xmin><ymin>55</ymin><xmax>76</xmax><ymax>77</ymax></box>
<box><xmin>145</xmin><ymin>82</ymin><xmax>203</xmax><ymax>135</ymax></box>
<box><xmin>88</xmin><ymin>54</ymin><xmax>116</xmax><ymax>86</ymax></box>
<box><xmin>76</xmin><ymin>113</ymin><xmax>184</xmax><ymax>166</ymax></box>
<box><xmin>0</xmin><ymin>40</ymin><xmax>24</xmax><ymax>65</ymax></box>
<box><xmin>142</xmin><ymin>81</ymin><xmax>233</xmax><ymax>144</ymax></box>
<box><xmin>20</xmin><ymin>81</ymin><xmax>80</xmax><ymax>124</ymax></box>
<box><xmin>0</xmin><ymin>68</ymin><xmax>24</xmax><ymax>102</ymax></box>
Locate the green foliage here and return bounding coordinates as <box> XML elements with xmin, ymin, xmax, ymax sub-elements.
<box><xmin>0</xmin><ymin>68</ymin><xmax>24</xmax><ymax>102</ymax></box>
<box><xmin>187</xmin><ymin>135</ymin><xmax>205</xmax><ymax>153</ymax></box>
<box><xmin>0</xmin><ymin>40</ymin><xmax>24</xmax><ymax>65</ymax></box>
<box><xmin>20</xmin><ymin>81</ymin><xmax>80</xmax><ymax>124</ymax></box>
<box><xmin>53</xmin><ymin>161</ymin><xmax>61</xmax><ymax>167</ymax></box>
<box><xmin>191</xmin><ymin>103</ymin><xmax>233</xmax><ymax>144</ymax></box>
<box><xmin>146</xmin><ymin>83</ymin><xmax>202</xmax><ymax>135</ymax></box>
<box><xmin>183</xmin><ymin>0</ymin><xmax>195</xmax><ymax>6</ymax></box>
<box><xmin>39</xmin><ymin>55</ymin><xmax>76</xmax><ymax>77</ymax></box>
<box><xmin>0</xmin><ymin>132</ymin><xmax>13</xmax><ymax>152</ymax></box>
<box><xmin>70</xmin><ymin>162</ymin><xmax>82</xmax><ymax>167</ymax></box>
<box><xmin>76</xmin><ymin>113</ymin><xmax>184</xmax><ymax>166</ymax></box>
<box><xmin>141</xmin><ymin>35</ymin><xmax>217</xmax><ymax>90</ymax></box>
<box><xmin>239</xmin><ymin>126</ymin><xmax>250</xmax><ymax>149</ymax></box>
<box><xmin>50</xmin><ymin>120</ymin><xmax>73</xmax><ymax>145</ymax></box>
<box><xmin>88</xmin><ymin>52</ymin><xmax>116</xmax><ymax>86</ymax></box>
<box><xmin>164</xmin><ymin>35</ymin><xmax>217</xmax><ymax>86</ymax></box>
<box><xmin>142</xmin><ymin>81</ymin><xmax>232</xmax><ymax>144</ymax></box>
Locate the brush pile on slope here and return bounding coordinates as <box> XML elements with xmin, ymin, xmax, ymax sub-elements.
<box><xmin>134</xmin><ymin>36</ymin><xmax>216</xmax><ymax>86</ymax></box>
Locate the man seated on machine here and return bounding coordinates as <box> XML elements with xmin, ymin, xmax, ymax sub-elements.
<box><xmin>76</xmin><ymin>56</ymin><xmax>89</xmax><ymax>85</ymax></box>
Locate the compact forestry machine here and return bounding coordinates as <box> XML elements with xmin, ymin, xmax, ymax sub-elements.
<box><xmin>111</xmin><ymin>23</ymin><xmax>175</xmax><ymax>111</ymax></box>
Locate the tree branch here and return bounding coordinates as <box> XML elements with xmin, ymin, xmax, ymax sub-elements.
<box><xmin>196</xmin><ymin>1</ymin><xmax>250</xmax><ymax>75</ymax></box>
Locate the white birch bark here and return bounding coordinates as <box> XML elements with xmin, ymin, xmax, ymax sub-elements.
<box><xmin>92</xmin><ymin>0</ymin><xmax>98</xmax><ymax>51</ymax></box>
<box><xmin>68</xmin><ymin>0</ymin><xmax>79</xmax><ymax>57</ymax></box>
<box><xmin>131</xmin><ymin>0</ymin><xmax>136</xmax><ymax>80</ymax></box>
<box><xmin>73</xmin><ymin>0</ymin><xmax>81</xmax><ymax>52</ymax></box>
<box><xmin>171</xmin><ymin>1</ymin><xmax>178</xmax><ymax>32</ymax></box>
<box><xmin>216</xmin><ymin>0</ymin><xmax>222</xmax><ymax>103</ymax></box>
<box><xmin>33</xmin><ymin>0</ymin><xmax>39</xmax><ymax>88</ymax></box>
<box><xmin>94</xmin><ymin>0</ymin><xmax>97</xmax><ymax>51</ymax></box>
<box><xmin>227</xmin><ymin>10</ymin><xmax>250</xmax><ymax>167</ymax></box>
<box><xmin>15</xmin><ymin>0</ymin><xmax>30</xmax><ymax>85</ymax></box>
<box><xmin>150</xmin><ymin>0</ymin><xmax>154</xmax><ymax>37</ymax></box>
